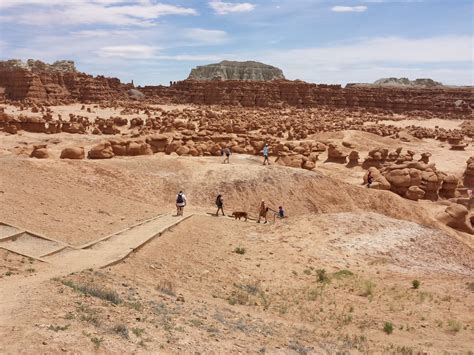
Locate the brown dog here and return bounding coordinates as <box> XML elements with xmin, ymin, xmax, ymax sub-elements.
<box><xmin>232</xmin><ymin>211</ymin><xmax>248</xmax><ymax>221</ymax></box>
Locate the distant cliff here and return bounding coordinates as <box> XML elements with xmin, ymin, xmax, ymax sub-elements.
<box><xmin>0</xmin><ymin>59</ymin><xmax>131</xmax><ymax>102</ymax></box>
<box><xmin>373</xmin><ymin>77</ymin><xmax>443</xmax><ymax>88</ymax></box>
<box><xmin>187</xmin><ymin>60</ymin><xmax>285</xmax><ymax>81</ymax></box>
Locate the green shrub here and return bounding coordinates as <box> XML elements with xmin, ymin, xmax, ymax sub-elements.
<box><xmin>383</xmin><ymin>322</ymin><xmax>394</xmax><ymax>334</ymax></box>
<box><xmin>234</xmin><ymin>247</ymin><xmax>246</xmax><ymax>255</ymax></box>
<box><xmin>412</xmin><ymin>280</ymin><xmax>420</xmax><ymax>289</ymax></box>
<box><xmin>316</xmin><ymin>269</ymin><xmax>329</xmax><ymax>283</ymax></box>
<box><xmin>61</xmin><ymin>279</ymin><xmax>121</xmax><ymax>304</ymax></box>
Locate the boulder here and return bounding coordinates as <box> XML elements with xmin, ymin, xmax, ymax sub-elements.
<box><xmin>88</xmin><ymin>142</ymin><xmax>114</xmax><ymax>159</ymax></box>
<box><xmin>127</xmin><ymin>141</ymin><xmax>153</xmax><ymax>156</ymax></box>
<box><xmin>30</xmin><ymin>144</ymin><xmax>49</xmax><ymax>159</ymax></box>
<box><xmin>60</xmin><ymin>147</ymin><xmax>85</xmax><ymax>159</ymax></box>
<box><xmin>405</xmin><ymin>186</ymin><xmax>425</xmax><ymax>201</ymax></box>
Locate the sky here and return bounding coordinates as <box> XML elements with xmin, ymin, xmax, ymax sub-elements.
<box><xmin>0</xmin><ymin>0</ymin><xmax>473</xmax><ymax>86</ymax></box>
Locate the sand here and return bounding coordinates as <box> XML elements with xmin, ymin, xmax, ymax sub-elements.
<box><xmin>0</xmin><ymin>103</ymin><xmax>473</xmax><ymax>353</ymax></box>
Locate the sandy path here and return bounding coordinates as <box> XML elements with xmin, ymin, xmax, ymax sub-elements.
<box><xmin>0</xmin><ymin>213</ymin><xmax>189</xmax><ymax>332</ymax></box>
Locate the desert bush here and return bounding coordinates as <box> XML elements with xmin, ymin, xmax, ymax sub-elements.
<box><xmin>132</xmin><ymin>327</ymin><xmax>145</xmax><ymax>337</ymax></box>
<box><xmin>447</xmin><ymin>320</ymin><xmax>461</xmax><ymax>334</ymax></box>
<box><xmin>91</xmin><ymin>336</ymin><xmax>103</xmax><ymax>348</ymax></box>
<box><xmin>412</xmin><ymin>280</ymin><xmax>420</xmax><ymax>289</ymax></box>
<box><xmin>332</xmin><ymin>269</ymin><xmax>354</xmax><ymax>278</ymax></box>
<box><xmin>62</xmin><ymin>279</ymin><xmax>121</xmax><ymax>304</ymax></box>
<box><xmin>48</xmin><ymin>324</ymin><xmax>70</xmax><ymax>332</ymax></box>
<box><xmin>234</xmin><ymin>247</ymin><xmax>246</xmax><ymax>255</ymax></box>
<box><xmin>383</xmin><ymin>322</ymin><xmax>394</xmax><ymax>334</ymax></box>
<box><xmin>113</xmin><ymin>324</ymin><xmax>129</xmax><ymax>339</ymax></box>
<box><xmin>316</xmin><ymin>269</ymin><xmax>329</xmax><ymax>283</ymax></box>
<box><xmin>157</xmin><ymin>280</ymin><xmax>176</xmax><ymax>296</ymax></box>
<box><xmin>359</xmin><ymin>280</ymin><xmax>375</xmax><ymax>298</ymax></box>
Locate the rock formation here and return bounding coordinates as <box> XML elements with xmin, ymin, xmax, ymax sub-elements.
<box><xmin>140</xmin><ymin>80</ymin><xmax>472</xmax><ymax>117</ymax></box>
<box><xmin>30</xmin><ymin>144</ymin><xmax>50</xmax><ymax>159</ymax></box>
<box><xmin>60</xmin><ymin>147</ymin><xmax>85</xmax><ymax>159</ymax></box>
<box><xmin>188</xmin><ymin>61</ymin><xmax>285</xmax><ymax>81</ymax></box>
<box><xmin>464</xmin><ymin>157</ymin><xmax>474</xmax><ymax>188</ymax></box>
<box><xmin>372</xmin><ymin>77</ymin><xmax>443</xmax><ymax>88</ymax></box>
<box><xmin>0</xmin><ymin>59</ymin><xmax>131</xmax><ymax>102</ymax></box>
<box><xmin>437</xmin><ymin>204</ymin><xmax>474</xmax><ymax>234</ymax></box>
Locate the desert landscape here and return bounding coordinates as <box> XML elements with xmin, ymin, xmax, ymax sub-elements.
<box><xmin>0</xmin><ymin>58</ymin><xmax>472</xmax><ymax>354</ymax></box>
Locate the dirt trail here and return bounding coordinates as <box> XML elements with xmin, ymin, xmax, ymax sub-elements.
<box><xmin>0</xmin><ymin>213</ymin><xmax>189</xmax><ymax>331</ymax></box>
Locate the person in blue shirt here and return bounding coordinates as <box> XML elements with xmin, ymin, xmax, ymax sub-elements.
<box><xmin>262</xmin><ymin>144</ymin><xmax>270</xmax><ymax>165</ymax></box>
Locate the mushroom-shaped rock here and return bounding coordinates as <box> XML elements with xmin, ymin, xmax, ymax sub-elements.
<box><xmin>439</xmin><ymin>175</ymin><xmax>459</xmax><ymax>198</ymax></box>
<box><xmin>327</xmin><ymin>143</ymin><xmax>347</xmax><ymax>163</ymax></box>
<box><xmin>30</xmin><ymin>144</ymin><xmax>49</xmax><ymax>159</ymax></box>
<box><xmin>405</xmin><ymin>186</ymin><xmax>425</xmax><ymax>201</ymax></box>
<box><xmin>420</xmin><ymin>171</ymin><xmax>442</xmax><ymax>201</ymax></box>
<box><xmin>60</xmin><ymin>147</ymin><xmax>85</xmax><ymax>160</ymax></box>
<box><xmin>463</xmin><ymin>156</ymin><xmax>474</xmax><ymax>188</ymax></box>
<box><xmin>88</xmin><ymin>142</ymin><xmax>114</xmax><ymax>159</ymax></box>
<box><xmin>436</xmin><ymin>204</ymin><xmax>474</xmax><ymax>234</ymax></box>
<box><xmin>348</xmin><ymin>151</ymin><xmax>359</xmax><ymax>164</ymax></box>
<box><xmin>418</xmin><ymin>152</ymin><xmax>431</xmax><ymax>164</ymax></box>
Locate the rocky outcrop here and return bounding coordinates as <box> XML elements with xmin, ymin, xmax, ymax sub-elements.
<box><xmin>437</xmin><ymin>204</ymin><xmax>474</xmax><ymax>234</ymax></box>
<box><xmin>60</xmin><ymin>147</ymin><xmax>85</xmax><ymax>159</ymax></box>
<box><xmin>188</xmin><ymin>61</ymin><xmax>285</xmax><ymax>81</ymax></box>
<box><xmin>30</xmin><ymin>144</ymin><xmax>50</xmax><ymax>159</ymax></box>
<box><xmin>0</xmin><ymin>59</ymin><xmax>131</xmax><ymax>102</ymax></box>
<box><xmin>464</xmin><ymin>157</ymin><xmax>474</xmax><ymax>188</ymax></box>
<box><xmin>140</xmin><ymin>80</ymin><xmax>472</xmax><ymax>117</ymax></box>
<box><xmin>372</xmin><ymin>77</ymin><xmax>443</xmax><ymax>88</ymax></box>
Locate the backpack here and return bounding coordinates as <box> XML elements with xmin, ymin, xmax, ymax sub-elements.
<box><xmin>176</xmin><ymin>193</ymin><xmax>184</xmax><ymax>204</ymax></box>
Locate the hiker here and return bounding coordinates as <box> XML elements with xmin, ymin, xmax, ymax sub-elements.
<box><xmin>222</xmin><ymin>146</ymin><xmax>231</xmax><ymax>164</ymax></box>
<box><xmin>278</xmin><ymin>206</ymin><xmax>285</xmax><ymax>219</ymax></box>
<box><xmin>262</xmin><ymin>144</ymin><xmax>270</xmax><ymax>165</ymax></box>
<box><xmin>176</xmin><ymin>190</ymin><xmax>187</xmax><ymax>216</ymax></box>
<box><xmin>257</xmin><ymin>200</ymin><xmax>268</xmax><ymax>223</ymax></box>
<box><xmin>215</xmin><ymin>194</ymin><xmax>225</xmax><ymax>216</ymax></box>
<box><xmin>367</xmin><ymin>171</ymin><xmax>374</xmax><ymax>188</ymax></box>
<box><xmin>269</xmin><ymin>205</ymin><xmax>286</xmax><ymax>222</ymax></box>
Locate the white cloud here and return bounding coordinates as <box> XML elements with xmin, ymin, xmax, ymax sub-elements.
<box><xmin>209</xmin><ymin>0</ymin><xmax>255</xmax><ymax>15</ymax></box>
<box><xmin>331</xmin><ymin>6</ymin><xmax>368</xmax><ymax>12</ymax></box>
<box><xmin>156</xmin><ymin>54</ymin><xmax>225</xmax><ymax>61</ymax></box>
<box><xmin>0</xmin><ymin>1</ymin><xmax>196</xmax><ymax>26</ymax></box>
<box><xmin>252</xmin><ymin>36</ymin><xmax>473</xmax><ymax>85</ymax></box>
<box><xmin>98</xmin><ymin>45</ymin><xmax>158</xmax><ymax>59</ymax></box>
<box><xmin>183</xmin><ymin>28</ymin><xmax>229</xmax><ymax>44</ymax></box>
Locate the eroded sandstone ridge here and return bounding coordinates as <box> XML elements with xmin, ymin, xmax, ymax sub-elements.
<box><xmin>141</xmin><ymin>80</ymin><xmax>473</xmax><ymax>118</ymax></box>
<box><xmin>187</xmin><ymin>60</ymin><xmax>285</xmax><ymax>81</ymax></box>
<box><xmin>0</xmin><ymin>59</ymin><xmax>472</xmax><ymax>118</ymax></box>
<box><xmin>0</xmin><ymin>59</ymin><xmax>131</xmax><ymax>102</ymax></box>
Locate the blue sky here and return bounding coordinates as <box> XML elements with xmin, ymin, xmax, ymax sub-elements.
<box><xmin>0</xmin><ymin>0</ymin><xmax>472</xmax><ymax>85</ymax></box>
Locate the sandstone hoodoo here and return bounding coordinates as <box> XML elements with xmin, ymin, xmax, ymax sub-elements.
<box><xmin>187</xmin><ymin>60</ymin><xmax>286</xmax><ymax>81</ymax></box>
